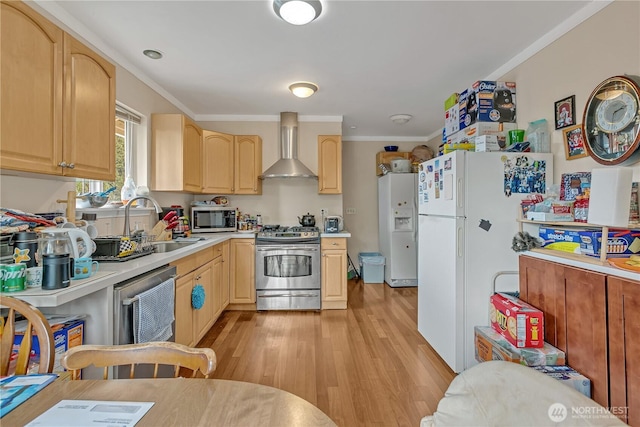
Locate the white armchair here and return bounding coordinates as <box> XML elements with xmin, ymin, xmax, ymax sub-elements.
<box><xmin>421</xmin><ymin>361</ymin><xmax>626</xmax><ymax>426</ymax></box>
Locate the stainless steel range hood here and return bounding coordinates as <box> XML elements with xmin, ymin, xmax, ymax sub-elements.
<box><xmin>260</xmin><ymin>112</ymin><xmax>318</xmax><ymax>179</ymax></box>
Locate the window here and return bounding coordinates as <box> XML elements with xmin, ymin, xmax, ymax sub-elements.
<box><xmin>76</xmin><ymin>103</ymin><xmax>141</xmax><ymax>202</ymax></box>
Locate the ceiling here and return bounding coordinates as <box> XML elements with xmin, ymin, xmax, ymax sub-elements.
<box><xmin>34</xmin><ymin>0</ymin><xmax>608</xmax><ymax>141</ymax></box>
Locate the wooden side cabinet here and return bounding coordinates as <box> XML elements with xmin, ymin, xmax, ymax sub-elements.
<box><xmin>608</xmin><ymin>276</ymin><xmax>640</xmax><ymax>425</ymax></box>
<box><xmin>1</xmin><ymin>1</ymin><xmax>115</xmax><ymax>180</ymax></box>
<box><xmin>519</xmin><ymin>256</ymin><xmax>609</xmax><ymax>407</ymax></box>
<box><xmin>229</xmin><ymin>239</ymin><xmax>256</xmax><ymax>304</ymax></box>
<box><xmin>321</xmin><ymin>237</ymin><xmax>347</xmax><ymax>309</ymax></box>
<box><xmin>318</xmin><ymin>135</ymin><xmax>342</xmax><ymax>194</ymax></box>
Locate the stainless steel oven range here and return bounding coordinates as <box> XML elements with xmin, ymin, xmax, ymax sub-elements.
<box><xmin>255</xmin><ymin>225</ymin><xmax>320</xmax><ymax>310</ymax></box>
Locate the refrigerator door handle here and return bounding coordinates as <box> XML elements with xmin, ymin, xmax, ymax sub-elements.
<box><xmin>456</xmin><ymin>177</ymin><xmax>463</xmax><ymax>209</ymax></box>
<box><xmin>457</xmin><ymin>225</ymin><xmax>464</xmax><ymax>258</ymax></box>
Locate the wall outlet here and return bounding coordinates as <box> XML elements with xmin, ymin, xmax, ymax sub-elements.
<box><xmin>346</xmin><ymin>208</ymin><xmax>356</xmax><ymax>215</ymax></box>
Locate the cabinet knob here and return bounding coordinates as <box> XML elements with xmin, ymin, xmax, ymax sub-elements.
<box><xmin>58</xmin><ymin>161</ymin><xmax>67</xmax><ymax>168</ymax></box>
<box><xmin>67</xmin><ymin>163</ymin><xmax>75</xmax><ymax>169</ymax></box>
<box><xmin>332</xmin><ymin>242</ymin><xmax>338</xmax><ymax>245</ymax></box>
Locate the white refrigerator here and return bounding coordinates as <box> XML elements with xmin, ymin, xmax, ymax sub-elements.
<box><xmin>417</xmin><ymin>150</ymin><xmax>553</xmax><ymax>372</ymax></box>
<box><xmin>378</xmin><ymin>173</ymin><xmax>418</xmax><ymax>287</ymax></box>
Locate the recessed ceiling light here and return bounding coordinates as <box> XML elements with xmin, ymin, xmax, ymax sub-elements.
<box><xmin>273</xmin><ymin>0</ymin><xmax>322</xmax><ymax>25</ymax></box>
<box><xmin>143</xmin><ymin>49</ymin><xmax>163</xmax><ymax>60</ymax></box>
<box><xmin>389</xmin><ymin>114</ymin><xmax>413</xmax><ymax>124</ymax></box>
<box><xmin>289</xmin><ymin>81</ymin><xmax>319</xmax><ymax>98</ymax></box>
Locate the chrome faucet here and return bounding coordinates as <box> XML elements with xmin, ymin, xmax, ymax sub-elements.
<box><xmin>123</xmin><ymin>196</ymin><xmax>163</xmax><ymax>237</ymax></box>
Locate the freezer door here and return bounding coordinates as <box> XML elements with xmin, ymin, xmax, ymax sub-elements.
<box><xmin>418</xmin><ymin>151</ymin><xmax>464</xmax><ymax>217</ymax></box>
<box><xmin>386</xmin><ymin>231</ymin><xmax>417</xmax><ymax>285</ymax></box>
<box><xmin>417</xmin><ymin>214</ymin><xmax>465</xmax><ymax>373</ymax></box>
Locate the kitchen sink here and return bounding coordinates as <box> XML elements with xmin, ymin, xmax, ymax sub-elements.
<box><xmin>151</xmin><ymin>241</ymin><xmax>198</xmax><ymax>253</ymax></box>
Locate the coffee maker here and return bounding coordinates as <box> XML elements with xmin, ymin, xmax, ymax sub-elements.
<box><xmin>39</xmin><ymin>230</ymin><xmax>75</xmax><ymax>289</ymax></box>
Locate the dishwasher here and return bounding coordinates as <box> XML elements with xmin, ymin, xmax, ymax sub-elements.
<box><xmin>113</xmin><ymin>265</ymin><xmax>177</xmax><ymax>379</ymax></box>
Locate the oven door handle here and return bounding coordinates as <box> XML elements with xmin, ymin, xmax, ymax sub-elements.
<box><xmin>256</xmin><ymin>247</ymin><xmax>319</xmax><ymax>252</ymax></box>
<box><xmin>258</xmin><ymin>293</ymin><xmax>318</xmax><ymax>298</ymax></box>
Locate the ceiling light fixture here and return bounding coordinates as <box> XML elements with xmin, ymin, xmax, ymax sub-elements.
<box><xmin>143</xmin><ymin>49</ymin><xmax>163</xmax><ymax>60</ymax></box>
<box><xmin>390</xmin><ymin>114</ymin><xmax>413</xmax><ymax>124</ymax></box>
<box><xmin>289</xmin><ymin>81</ymin><xmax>318</xmax><ymax>98</ymax></box>
<box><xmin>273</xmin><ymin>0</ymin><xmax>322</xmax><ymax>25</ymax></box>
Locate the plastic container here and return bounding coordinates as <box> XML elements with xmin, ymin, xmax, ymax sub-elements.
<box><xmin>358</xmin><ymin>252</ymin><xmax>385</xmax><ymax>283</ymax></box>
<box><xmin>121</xmin><ymin>175</ymin><xmax>136</xmax><ymax>205</ymax></box>
<box><xmin>525</xmin><ymin>119</ymin><xmax>550</xmax><ymax>153</ymax></box>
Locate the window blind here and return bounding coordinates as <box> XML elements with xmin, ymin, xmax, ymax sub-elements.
<box><xmin>115</xmin><ymin>103</ymin><xmax>142</xmax><ymax>124</ymax></box>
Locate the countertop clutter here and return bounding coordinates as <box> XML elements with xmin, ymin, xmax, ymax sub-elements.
<box><xmin>1</xmin><ymin>232</ymin><xmax>255</xmax><ymax>307</ymax></box>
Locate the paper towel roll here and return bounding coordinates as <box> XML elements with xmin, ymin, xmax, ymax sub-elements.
<box><xmin>587</xmin><ymin>167</ymin><xmax>633</xmax><ymax>227</ymax></box>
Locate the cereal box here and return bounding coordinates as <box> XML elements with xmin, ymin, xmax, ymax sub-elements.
<box><xmin>489</xmin><ymin>293</ymin><xmax>544</xmax><ymax>348</ymax></box>
<box><xmin>532</xmin><ymin>365</ymin><xmax>591</xmax><ymax>398</ymax></box>
<box><xmin>474</xmin><ymin>326</ymin><xmax>565</xmax><ymax>366</ymax></box>
<box><xmin>13</xmin><ymin>316</ymin><xmax>85</xmax><ymax>373</ymax></box>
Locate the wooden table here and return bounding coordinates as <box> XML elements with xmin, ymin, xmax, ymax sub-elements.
<box><xmin>3</xmin><ymin>378</ymin><xmax>337</xmax><ymax>426</ymax></box>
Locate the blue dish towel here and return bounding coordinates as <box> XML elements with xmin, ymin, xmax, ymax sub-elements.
<box><xmin>133</xmin><ymin>278</ymin><xmax>175</xmax><ymax>343</ymax></box>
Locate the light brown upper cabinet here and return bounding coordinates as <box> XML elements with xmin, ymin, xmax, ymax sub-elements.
<box><xmin>234</xmin><ymin>135</ymin><xmax>262</xmax><ymax>195</ymax></box>
<box><xmin>151</xmin><ymin>114</ymin><xmax>203</xmax><ymax>193</ymax></box>
<box><xmin>318</xmin><ymin>135</ymin><xmax>342</xmax><ymax>194</ymax></box>
<box><xmin>1</xmin><ymin>1</ymin><xmax>115</xmax><ymax>181</ymax></box>
<box><xmin>202</xmin><ymin>133</ymin><xmax>262</xmax><ymax>195</ymax></box>
<box><xmin>202</xmin><ymin>130</ymin><xmax>234</xmax><ymax>194</ymax></box>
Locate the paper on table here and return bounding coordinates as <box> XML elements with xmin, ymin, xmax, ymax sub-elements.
<box><xmin>25</xmin><ymin>400</ymin><xmax>154</xmax><ymax>427</ymax></box>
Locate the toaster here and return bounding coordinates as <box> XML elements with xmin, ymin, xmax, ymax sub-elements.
<box><xmin>324</xmin><ymin>216</ymin><xmax>343</xmax><ymax>233</ymax></box>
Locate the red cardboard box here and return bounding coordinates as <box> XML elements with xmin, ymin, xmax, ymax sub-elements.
<box><xmin>489</xmin><ymin>293</ymin><xmax>544</xmax><ymax>348</ymax></box>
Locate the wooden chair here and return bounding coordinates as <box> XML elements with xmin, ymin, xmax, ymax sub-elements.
<box><xmin>0</xmin><ymin>296</ymin><xmax>55</xmax><ymax>375</ymax></box>
<box><xmin>61</xmin><ymin>341</ymin><xmax>217</xmax><ymax>380</ymax></box>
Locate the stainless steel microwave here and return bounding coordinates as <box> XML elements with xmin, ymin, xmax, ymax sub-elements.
<box><xmin>191</xmin><ymin>206</ymin><xmax>237</xmax><ymax>233</ymax></box>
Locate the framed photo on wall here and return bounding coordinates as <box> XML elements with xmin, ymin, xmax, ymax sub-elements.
<box><xmin>563</xmin><ymin>124</ymin><xmax>588</xmax><ymax>160</ymax></box>
<box><xmin>555</xmin><ymin>95</ymin><xmax>575</xmax><ymax>129</ymax></box>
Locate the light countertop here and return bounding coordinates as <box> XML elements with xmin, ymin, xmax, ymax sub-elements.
<box><xmin>320</xmin><ymin>230</ymin><xmax>351</xmax><ymax>238</ymax></box>
<box><xmin>1</xmin><ymin>232</ymin><xmax>255</xmax><ymax>307</ymax></box>
<box><xmin>522</xmin><ymin>250</ymin><xmax>639</xmax><ymax>282</ymax></box>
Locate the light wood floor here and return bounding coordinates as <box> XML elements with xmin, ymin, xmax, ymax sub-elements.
<box><xmin>199</xmin><ymin>280</ymin><xmax>455</xmax><ymax>426</ymax></box>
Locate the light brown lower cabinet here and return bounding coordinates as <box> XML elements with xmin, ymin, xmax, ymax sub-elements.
<box><xmin>173</xmin><ymin>244</ymin><xmax>227</xmax><ymax>346</ymax></box>
<box><xmin>229</xmin><ymin>239</ymin><xmax>256</xmax><ymax>305</ymax></box>
<box><xmin>519</xmin><ymin>255</ymin><xmax>639</xmax><ymax>422</ymax></box>
<box><xmin>321</xmin><ymin>237</ymin><xmax>347</xmax><ymax>309</ymax></box>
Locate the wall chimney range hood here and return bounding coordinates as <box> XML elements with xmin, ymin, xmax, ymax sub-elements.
<box><xmin>260</xmin><ymin>112</ymin><xmax>318</xmax><ymax>179</ymax></box>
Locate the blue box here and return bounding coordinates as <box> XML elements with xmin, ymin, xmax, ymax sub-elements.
<box><xmin>538</xmin><ymin>226</ymin><xmax>598</xmax><ymax>254</ymax></box>
<box><xmin>459</xmin><ymin>81</ymin><xmax>517</xmax><ymax>130</ymax></box>
<box><xmin>358</xmin><ymin>252</ymin><xmax>385</xmax><ymax>283</ymax></box>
